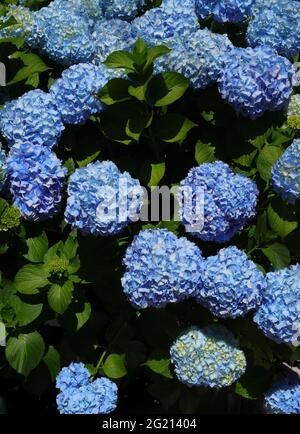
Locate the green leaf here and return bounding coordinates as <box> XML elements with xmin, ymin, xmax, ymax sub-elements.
<box><xmin>43</xmin><ymin>242</ymin><xmax>61</xmax><ymax>263</ymax></box>
<box><xmin>146</xmin><ymin>45</ymin><xmax>171</xmax><ymax>66</ymax></box>
<box><xmin>144</xmin><ymin>358</ymin><xmax>173</xmax><ymax>379</ymax></box>
<box><xmin>195</xmin><ymin>141</ymin><xmax>216</xmax><ymax>164</ymax></box>
<box><xmin>12</xmin><ymin>297</ymin><xmax>43</xmax><ymax>327</ymax></box>
<box><xmin>43</xmin><ymin>346</ymin><xmax>60</xmax><ymax>382</ymax></box>
<box><xmin>99</xmin><ymin>78</ymin><xmax>130</xmax><ymax>105</ymax></box>
<box><xmin>155</xmin><ymin>114</ymin><xmax>197</xmax><ymax>143</ymax></box>
<box><xmin>77</xmin><ymin>151</ymin><xmax>100</xmax><ymax>168</ymax></box>
<box><xmin>103</xmin><ymin>353</ymin><xmax>127</xmax><ymax>379</ymax></box>
<box><xmin>8</xmin><ymin>52</ymin><xmax>51</xmax><ymax>85</ymax></box>
<box><xmin>262</xmin><ymin>243</ymin><xmax>291</xmax><ymax>269</ymax></box>
<box><xmin>257</xmin><ymin>145</ymin><xmax>283</xmax><ymax>182</ymax></box>
<box><xmin>60</xmin><ymin>236</ymin><xmax>78</xmax><ymax>260</ymax></box>
<box><xmin>146</xmin><ymin>72</ymin><xmax>189</xmax><ymax>107</ymax></box>
<box><xmin>148</xmin><ymin>162</ymin><xmax>166</xmax><ymax>187</ymax></box>
<box><xmin>233</xmin><ymin>150</ymin><xmax>258</xmax><ymax>168</ymax></box>
<box><xmin>104</xmin><ymin>51</ymin><xmax>135</xmax><ymax>71</ymax></box>
<box><xmin>14</xmin><ymin>264</ymin><xmax>49</xmax><ymax>294</ymax></box>
<box><xmin>75</xmin><ymin>302</ymin><xmax>91</xmax><ymax>331</ymax></box>
<box><xmin>5</xmin><ymin>331</ymin><xmax>45</xmax><ymax>376</ymax></box>
<box><xmin>24</xmin><ymin>232</ymin><xmax>48</xmax><ymax>263</ymax></box>
<box><xmin>128</xmin><ymin>84</ymin><xmax>145</xmax><ymax>101</ymax></box>
<box><xmin>47</xmin><ymin>281</ymin><xmax>73</xmax><ymax>315</ymax></box>
<box><xmin>267</xmin><ymin>204</ymin><xmax>298</xmax><ymax>238</ymax></box>
<box><xmin>25</xmin><ymin>72</ymin><xmax>39</xmax><ymax>88</ymax></box>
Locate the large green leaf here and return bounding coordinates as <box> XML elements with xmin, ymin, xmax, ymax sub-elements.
<box><xmin>5</xmin><ymin>331</ymin><xmax>45</xmax><ymax>376</ymax></box>
<box><xmin>75</xmin><ymin>302</ymin><xmax>91</xmax><ymax>331</ymax></box>
<box><xmin>148</xmin><ymin>162</ymin><xmax>166</xmax><ymax>187</ymax></box>
<box><xmin>8</xmin><ymin>52</ymin><xmax>51</xmax><ymax>86</ymax></box>
<box><xmin>14</xmin><ymin>264</ymin><xmax>49</xmax><ymax>294</ymax></box>
<box><xmin>104</xmin><ymin>51</ymin><xmax>135</xmax><ymax>71</ymax></box>
<box><xmin>146</xmin><ymin>72</ymin><xmax>189</xmax><ymax>107</ymax></box>
<box><xmin>195</xmin><ymin>141</ymin><xmax>216</xmax><ymax>164</ymax></box>
<box><xmin>262</xmin><ymin>243</ymin><xmax>291</xmax><ymax>269</ymax></box>
<box><xmin>48</xmin><ymin>281</ymin><xmax>73</xmax><ymax>315</ymax></box>
<box><xmin>144</xmin><ymin>358</ymin><xmax>173</xmax><ymax>379</ymax></box>
<box><xmin>257</xmin><ymin>145</ymin><xmax>283</xmax><ymax>182</ymax></box>
<box><xmin>267</xmin><ymin>204</ymin><xmax>298</xmax><ymax>238</ymax></box>
<box><xmin>24</xmin><ymin>232</ymin><xmax>48</xmax><ymax>263</ymax></box>
<box><xmin>103</xmin><ymin>353</ymin><xmax>127</xmax><ymax>379</ymax></box>
<box><xmin>155</xmin><ymin>113</ymin><xmax>197</xmax><ymax>143</ymax></box>
<box><xmin>11</xmin><ymin>296</ymin><xmax>43</xmax><ymax>327</ymax></box>
<box><xmin>43</xmin><ymin>346</ymin><xmax>60</xmax><ymax>382</ymax></box>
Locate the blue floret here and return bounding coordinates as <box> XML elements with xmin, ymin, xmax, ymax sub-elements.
<box><xmin>195</xmin><ymin>0</ymin><xmax>256</xmax><ymax>23</ymax></box>
<box><xmin>56</xmin><ymin>362</ymin><xmax>90</xmax><ymax>392</ymax></box>
<box><xmin>121</xmin><ymin>228</ymin><xmax>205</xmax><ymax>309</ymax></box>
<box><xmin>196</xmin><ymin>246</ymin><xmax>265</xmax><ymax>318</ymax></box>
<box><xmin>265</xmin><ymin>377</ymin><xmax>300</xmax><ymax>414</ymax></box>
<box><xmin>271</xmin><ymin>139</ymin><xmax>300</xmax><ymax>204</ymax></box>
<box><xmin>0</xmin><ymin>145</ymin><xmax>6</xmax><ymax>192</ymax></box>
<box><xmin>64</xmin><ymin>161</ymin><xmax>144</xmax><ymax>236</ymax></box>
<box><xmin>178</xmin><ymin>161</ymin><xmax>259</xmax><ymax>243</ymax></box>
<box><xmin>254</xmin><ymin>264</ymin><xmax>300</xmax><ymax>346</ymax></box>
<box><xmin>102</xmin><ymin>0</ymin><xmax>140</xmax><ymax>21</ymax></box>
<box><xmin>170</xmin><ymin>325</ymin><xmax>246</xmax><ymax>388</ymax></box>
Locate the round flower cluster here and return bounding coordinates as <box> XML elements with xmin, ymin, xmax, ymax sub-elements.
<box><xmin>0</xmin><ymin>90</ymin><xmax>64</xmax><ymax>149</ymax></box>
<box><xmin>102</xmin><ymin>0</ymin><xmax>140</xmax><ymax>21</ymax></box>
<box><xmin>196</xmin><ymin>246</ymin><xmax>265</xmax><ymax>318</ymax></box>
<box><xmin>0</xmin><ymin>146</ymin><xmax>6</xmax><ymax>192</ymax></box>
<box><xmin>170</xmin><ymin>325</ymin><xmax>246</xmax><ymax>388</ymax></box>
<box><xmin>219</xmin><ymin>46</ymin><xmax>293</xmax><ymax>119</ymax></box>
<box><xmin>121</xmin><ymin>229</ymin><xmax>204</xmax><ymax>309</ymax></box>
<box><xmin>178</xmin><ymin>161</ymin><xmax>259</xmax><ymax>243</ymax></box>
<box><xmin>132</xmin><ymin>5</ymin><xmax>199</xmax><ymax>48</ymax></box>
<box><xmin>265</xmin><ymin>377</ymin><xmax>300</xmax><ymax>414</ymax></box>
<box><xmin>286</xmin><ymin>94</ymin><xmax>300</xmax><ymax>129</ymax></box>
<box><xmin>92</xmin><ymin>19</ymin><xmax>137</xmax><ymax>63</ymax></box>
<box><xmin>195</xmin><ymin>0</ymin><xmax>256</xmax><ymax>23</ymax></box>
<box><xmin>247</xmin><ymin>0</ymin><xmax>300</xmax><ymax>58</ymax></box>
<box><xmin>254</xmin><ymin>264</ymin><xmax>300</xmax><ymax>346</ymax></box>
<box><xmin>56</xmin><ymin>362</ymin><xmax>118</xmax><ymax>414</ymax></box>
<box><xmin>7</xmin><ymin>143</ymin><xmax>67</xmax><ymax>222</ymax></box>
<box><xmin>271</xmin><ymin>139</ymin><xmax>300</xmax><ymax>204</ymax></box>
<box><xmin>64</xmin><ymin>161</ymin><xmax>144</xmax><ymax>236</ymax></box>
<box><xmin>50</xmin><ymin>63</ymin><xmax>119</xmax><ymax>125</ymax></box>
<box><xmin>155</xmin><ymin>29</ymin><xmax>233</xmax><ymax>89</ymax></box>
<box><xmin>0</xmin><ymin>5</ymin><xmax>35</xmax><ymax>41</ymax></box>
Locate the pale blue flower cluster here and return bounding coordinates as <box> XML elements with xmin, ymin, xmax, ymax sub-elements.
<box><xmin>0</xmin><ymin>90</ymin><xmax>64</xmax><ymax>149</ymax></box>
<box><xmin>64</xmin><ymin>161</ymin><xmax>144</xmax><ymax>236</ymax></box>
<box><xmin>0</xmin><ymin>146</ymin><xmax>6</xmax><ymax>192</ymax></box>
<box><xmin>50</xmin><ymin>63</ymin><xmax>119</xmax><ymax>125</ymax></box>
<box><xmin>178</xmin><ymin>161</ymin><xmax>259</xmax><ymax>243</ymax></box>
<box><xmin>195</xmin><ymin>0</ymin><xmax>256</xmax><ymax>23</ymax></box>
<box><xmin>219</xmin><ymin>46</ymin><xmax>293</xmax><ymax>119</ymax></box>
<box><xmin>196</xmin><ymin>246</ymin><xmax>264</xmax><ymax>318</ymax></box>
<box><xmin>264</xmin><ymin>377</ymin><xmax>300</xmax><ymax>414</ymax></box>
<box><xmin>121</xmin><ymin>229</ymin><xmax>204</xmax><ymax>309</ymax></box>
<box><xmin>247</xmin><ymin>0</ymin><xmax>300</xmax><ymax>58</ymax></box>
<box><xmin>56</xmin><ymin>362</ymin><xmax>118</xmax><ymax>414</ymax></box>
<box><xmin>0</xmin><ymin>5</ymin><xmax>35</xmax><ymax>41</ymax></box>
<box><xmin>254</xmin><ymin>264</ymin><xmax>300</xmax><ymax>346</ymax></box>
<box><xmin>6</xmin><ymin>143</ymin><xmax>67</xmax><ymax>222</ymax></box>
<box><xmin>155</xmin><ymin>29</ymin><xmax>233</xmax><ymax>89</ymax></box>
<box><xmin>170</xmin><ymin>325</ymin><xmax>246</xmax><ymax>388</ymax></box>
<box><xmin>271</xmin><ymin>139</ymin><xmax>300</xmax><ymax>204</ymax></box>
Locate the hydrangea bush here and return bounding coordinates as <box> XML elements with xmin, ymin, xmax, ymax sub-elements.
<box><xmin>0</xmin><ymin>0</ymin><xmax>299</xmax><ymax>416</ymax></box>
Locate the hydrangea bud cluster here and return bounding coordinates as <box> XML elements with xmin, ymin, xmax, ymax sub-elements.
<box><xmin>178</xmin><ymin>161</ymin><xmax>259</xmax><ymax>243</ymax></box>
<box><xmin>6</xmin><ymin>143</ymin><xmax>67</xmax><ymax>222</ymax></box>
<box><xmin>121</xmin><ymin>229</ymin><xmax>204</xmax><ymax>308</ymax></box>
<box><xmin>195</xmin><ymin>0</ymin><xmax>256</xmax><ymax>23</ymax></box>
<box><xmin>286</xmin><ymin>94</ymin><xmax>300</xmax><ymax>129</ymax></box>
<box><xmin>170</xmin><ymin>325</ymin><xmax>246</xmax><ymax>388</ymax></box>
<box><xmin>64</xmin><ymin>161</ymin><xmax>144</xmax><ymax>236</ymax></box>
<box><xmin>56</xmin><ymin>362</ymin><xmax>118</xmax><ymax>414</ymax></box>
<box><xmin>195</xmin><ymin>246</ymin><xmax>265</xmax><ymax>318</ymax></box>
<box><xmin>271</xmin><ymin>139</ymin><xmax>300</xmax><ymax>204</ymax></box>
<box><xmin>254</xmin><ymin>264</ymin><xmax>300</xmax><ymax>346</ymax></box>
<box><xmin>264</xmin><ymin>377</ymin><xmax>300</xmax><ymax>414</ymax></box>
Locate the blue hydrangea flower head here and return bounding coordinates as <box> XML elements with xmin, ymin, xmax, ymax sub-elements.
<box><xmin>0</xmin><ymin>145</ymin><xmax>6</xmax><ymax>192</ymax></box>
<box><xmin>178</xmin><ymin>161</ymin><xmax>259</xmax><ymax>243</ymax></box>
<box><xmin>7</xmin><ymin>143</ymin><xmax>67</xmax><ymax>222</ymax></box>
<box><xmin>254</xmin><ymin>264</ymin><xmax>300</xmax><ymax>346</ymax></box>
<box><xmin>50</xmin><ymin>63</ymin><xmax>121</xmax><ymax>125</ymax></box>
<box><xmin>121</xmin><ymin>228</ymin><xmax>204</xmax><ymax>309</ymax></box>
<box><xmin>155</xmin><ymin>28</ymin><xmax>233</xmax><ymax>89</ymax></box>
<box><xmin>286</xmin><ymin>95</ymin><xmax>300</xmax><ymax>129</ymax></box>
<box><xmin>0</xmin><ymin>5</ymin><xmax>35</xmax><ymax>41</ymax></box>
<box><xmin>195</xmin><ymin>0</ymin><xmax>255</xmax><ymax>23</ymax></box>
<box><xmin>132</xmin><ymin>5</ymin><xmax>199</xmax><ymax>48</ymax></box>
<box><xmin>56</xmin><ymin>362</ymin><xmax>90</xmax><ymax>392</ymax></box>
<box><xmin>102</xmin><ymin>0</ymin><xmax>140</xmax><ymax>21</ymax></box>
<box><xmin>170</xmin><ymin>325</ymin><xmax>246</xmax><ymax>388</ymax></box>
<box><xmin>271</xmin><ymin>140</ymin><xmax>300</xmax><ymax>204</ymax></box>
<box><xmin>92</xmin><ymin>19</ymin><xmax>137</xmax><ymax>63</ymax></box>
<box><xmin>247</xmin><ymin>0</ymin><xmax>300</xmax><ymax>58</ymax></box>
<box><xmin>65</xmin><ymin>161</ymin><xmax>144</xmax><ymax>236</ymax></box>
<box><xmin>196</xmin><ymin>246</ymin><xmax>265</xmax><ymax>318</ymax></box>
<box><xmin>219</xmin><ymin>46</ymin><xmax>293</xmax><ymax>119</ymax></box>
<box><xmin>0</xmin><ymin>90</ymin><xmax>64</xmax><ymax>148</ymax></box>
<box><xmin>265</xmin><ymin>377</ymin><xmax>300</xmax><ymax>414</ymax></box>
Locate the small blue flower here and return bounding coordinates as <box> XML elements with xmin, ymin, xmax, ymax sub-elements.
<box><xmin>265</xmin><ymin>377</ymin><xmax>300</xmax><ymax>414</ymax></box>
<box><xmin>195</xmin><ymin>0</ymin><xmax>255</xmax><ymax>23</ymax></box>
<box><xmin>64</xmin><ymin>161</ymin><xmax>144</xmax><ymax>236</ymax></box>
<box><xmin>271</xmin><ymin>139</ymin><xmax>300</xmax><ymax>204</ymax></box>
<box><xmin>196</xmin><ymin>246</ymin><xmax>265</xmax><ymax>318</ymax></box>
<box><xmin>247</xmin><ymin>0</ymin><xmax>300</xmax><ymax>58</ymax></box>
<box><xmin>102</xmin><ymin>0</ymin><xmax>140</xmax><ymax>21</ymax></box>
<box><xmin>0</xmin><ymin>90</ymin><xmax>64</xmax><ymax>149</ymax></box>
<box><xmin>56</xmin><ymin>362</ymin><xmax>90</xmax><ymax>392</ymax></box>
<box><xmin>178</xmin><ymin>161</ymin><xmax>259</xmax><ymax>243</ymax></box>
<box><xmin>254</xmin><ymin>264</ymin><xmax>300</xmax><ymax>346</ymax></box>
<box><xmin>0</xmin><ymin>145</ymin><xmax>6</xmax><ymax>192</ymax></box>
<box><xmin>121</xmin><ymin>228</ymin><xmax>204</xmax><ymax>309</ymax></box>
<box><xmin>7</xmin><ymin>143</ymin><xmax>67</xmax><ymax>222</ymax></box>
<box><xmin>219</xmin><ymin>46</ymin><xmax>293</xmax><ymax>119</ymax></box>
<box><xmin>170</xmin><ymin>325</ymin><xmax>246</xmax><ymax>388</ymax></box>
